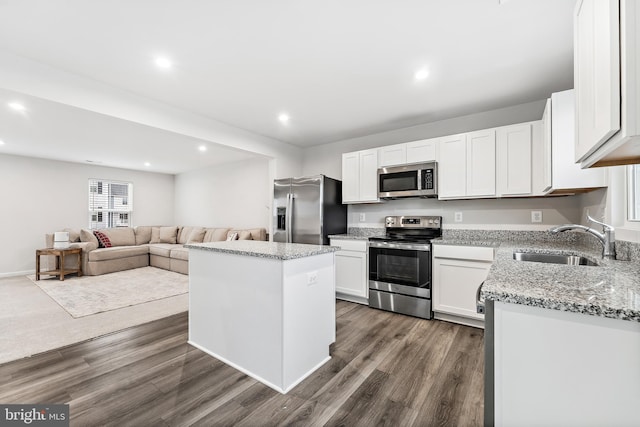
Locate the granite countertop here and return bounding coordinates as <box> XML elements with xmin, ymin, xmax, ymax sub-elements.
<box><xmin>479</xmin><ymin>241</ymin><xmax>640</xmax><ymax>322</ymax></box>
<box><xmin>328</xmin><ymin>234</ymin><xmax>372</xmax><ymax>241</ymax></box>
<box><xmin>185</xmin><ymin>240</ymin><xmax>339</xmax><ymax>261</ymax></box>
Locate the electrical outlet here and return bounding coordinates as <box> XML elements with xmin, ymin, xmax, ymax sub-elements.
<box><xmin>531</xmin><ymin>211</ymin><xmax>543</xmax><ymax>223</ymax></box>
<box><xmin>454</xmin><ymin>212</ymin><xmax>463</xmax><ymax>222</ymax></box>
<box><xmin>307</xmin><ymin>271</ymin><xmax>318</xmax><ymax>286</ymax></box>
<box><xmin>359</xmin><ymin>213</ymin><xmax>366</xmax><ymax>222</ymax></box>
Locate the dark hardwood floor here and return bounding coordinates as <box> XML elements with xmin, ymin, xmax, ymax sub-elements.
<box><xmin>0</xmin><ymin>301</ymin><xmax>484</xmax><ymax>426</ymax></box>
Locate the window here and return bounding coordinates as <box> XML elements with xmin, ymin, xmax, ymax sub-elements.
<box><xmin>628</xmin><ymin>165</ymin><xmax>640</xmax><ymax>221</ymax></box>
<box><xmin>88</xmin><ymin>179</ymin><xmax>133</xmax><ymax>229</ymax></box>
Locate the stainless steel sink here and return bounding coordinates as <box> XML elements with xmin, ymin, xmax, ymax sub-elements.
<box><xmin>513</xmin><ymin>251</ymin><xmax>599</xmax><ymax>266</ymax></box>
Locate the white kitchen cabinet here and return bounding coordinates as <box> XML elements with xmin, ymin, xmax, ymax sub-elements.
<box><xmin>497</xmin><ymin>123</ymin><xmax>532</xmax><ymax>197</ymax></box>
<box><xmin>539</xmin><ymin>98</ymin><xmax>552</xmax><ymax>194</ymax></box>
<box><xmin>432</xmin><ymin>244</ymin><xmax>494</xmax><ymax>328</ymax></box>
<box><xmin>438</xmin><ymin>133</ymin><xmax>467</xmax><ymax>199</ymax></box>
<box><xmin>467</xmin><ymin>129</ymin><xmax>496</xmax><ymax>197</ymax></box>
<box><xmin>341</xmin><ymin>149</ymin><xmax>380</xmax><ymax>204</ymax></box>
<box><xmin>406</xmin><ymin>138</ymin><xmax>438</xmax><ymax>163</ymax></box>
<box><xmin>575</xmin><ymin>0</ymin><xmax>640</xmax><ymax>167</ymax></box>
<box><xmin>378</xmin><ymin>143</ymin><xmax>407</xmax><ymax>167</ymax></box>
<box><xmin>491</xmin><ymin>301</ymin><xmax>640</xmax><ymax>426</ymax></box>
<box><xmin>330</xmin><ymin>238</ymin><xmax>368</xmax><ymax>304</ymax></box>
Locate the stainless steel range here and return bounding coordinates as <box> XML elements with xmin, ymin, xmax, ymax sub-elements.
<box><xmin>368</xmin><ymin>215</ymin><xmax>442</xmax><ymax>319</ymax></box>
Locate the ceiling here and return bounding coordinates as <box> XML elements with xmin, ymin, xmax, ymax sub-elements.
<box><xmin>0</xmin><ymin>0</ymin><xmax>576</xmax><ymax>173</ymax></box>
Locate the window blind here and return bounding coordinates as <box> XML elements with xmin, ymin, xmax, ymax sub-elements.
<box><xmin>88</xmin><ymin>179</ymin><xmax>133</xmax><ymax>229</ymax></box>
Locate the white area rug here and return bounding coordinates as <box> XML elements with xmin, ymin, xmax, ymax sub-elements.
<box><xmin>29</xmin><ymin>266</ymin><xmax>188</xmax><ymax>318</ymax></box>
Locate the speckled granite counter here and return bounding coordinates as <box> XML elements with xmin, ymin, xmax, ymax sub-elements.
<box><xmin>185</xmin><ymin>240</ymin><xmax>338</xmax><ymax>261</ymax></box>
<box><xmin>478</xmin><ymin>241</ymin><xmax>640</xmax><ymax>322</ymax></box>
<box><xmin>329</xmin><ymin>227</ymin><xmax>385</xmax><ymax>241</ymax></box>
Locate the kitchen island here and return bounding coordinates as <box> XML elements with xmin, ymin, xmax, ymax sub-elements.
<box><xmin>185</xmin><ymin>240</ymin><xmax>338</xmax><ymax>394</ymax></box>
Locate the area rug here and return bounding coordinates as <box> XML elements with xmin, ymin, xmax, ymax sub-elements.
<box><xmin>28</xmin><ymin>267</ymin><xmax>189</xmax><ymax>318</ymax></box>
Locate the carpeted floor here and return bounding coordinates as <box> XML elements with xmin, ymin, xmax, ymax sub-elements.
<box><xmin>0</xmin><ymin>267</ymin><xmax>188</xmax><ymax>365</ymax></box>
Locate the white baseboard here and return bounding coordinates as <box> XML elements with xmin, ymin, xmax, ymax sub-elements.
<box><xmin>0</xmin><ymin>270</ymin><xmax>33</xmax><ymax>279</ymax></box>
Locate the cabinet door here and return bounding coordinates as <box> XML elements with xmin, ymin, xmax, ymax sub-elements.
<box><xmin>540</xmin><ymin>99</ymin><xmax>552</xmax><ymax>194</ymax></box>
<box><xmin>379</xmin><ymin>144</ymin><xmax>407</xmax><ymax>167</ymax></box>
<box><xmin>432</xmin><ymin>257</ymin><xmax>490</xmax><ymax>320</ymax></box>
<box><xmin>341</xmin><ymin>152</ymin><xmax>360</xmax><ymax>203</ymax></box>
<box><xmin>467</xmin><ymin>129</ymin><xmax>496</xmax><ymax>197</ymax></box>
<box><xmin>334</xmin><ymin>250</ymin><xmax>368</xmax><ymax>299</ymax></box>
<box><xmin>438</xmin><ymin>134</ymin><xmax>467</xmax><ymax>199</ymax></box>
<box><xmin>574</xmin><ymin>0</ymin><xmax>620</xmax><ymax>162</ymax></box>
<box><xmin>497</xmin><ymin>124</ymin><xmax>532</xmax><ymax>197</ymax></box>
<box><xmin>358</xmin><ymin>149</ymin><xmax>379</xmax><ymax>202</ymax></box>
<box><xmin>407</xmin><ymin>138</ymin><xmax>438</xmax><ymax>163</ymax></box>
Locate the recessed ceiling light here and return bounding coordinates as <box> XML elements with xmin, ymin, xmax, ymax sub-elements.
<box><xmin>144</xmin><ymin>162</ymin><xmax>151</xmax><ymax>167</ymax></box>
<box><xmin>414</xmin><ymin>67</ymin><xmax>429</xmax><ymax>81</ymax></box>
<box><xmin>198</xmin><ymin>145</ymin><xmax>207</xmax><ymax>152</ymax></box>
<box><xmin>278</xmin><ymin>113</ymin><xmax>290</xmax><ymax>124</ymax></box>
<box><xmin>155</xmin><ymin>57</ymin><xmax>172</xmax><ymax>69</ymax></box>
<box><xmin>8</xmin><ymin>102</ymin><xmax>25</xmax><ymax>111</ymax></box>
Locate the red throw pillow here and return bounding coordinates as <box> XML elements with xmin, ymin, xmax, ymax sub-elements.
<box><xmin>94</xmin><ymin>230</ymin><xmax>112</xmax><ymax>248</ymax></box>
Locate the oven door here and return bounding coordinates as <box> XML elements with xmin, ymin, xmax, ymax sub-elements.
<box><xmin>368</xmin><ymin>241</ymin><xmax>431</xmax><ymax>298</ymax></box>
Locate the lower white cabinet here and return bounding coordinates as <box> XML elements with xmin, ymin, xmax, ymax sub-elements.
<box><xmin>432</xmin><ymin>244</ymin><xmax>495</xmax><ymax>328</ymax></box>
<box><xmin>330</xmin><ymin>238</ymin><xmax>368</xmax><ymax>304</ymax></box>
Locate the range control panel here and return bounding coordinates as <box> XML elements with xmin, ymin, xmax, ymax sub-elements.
<box><xmin>385</xmin><ymin>215</ymin><xmax>442</xmax><ymax>229</ymax></box>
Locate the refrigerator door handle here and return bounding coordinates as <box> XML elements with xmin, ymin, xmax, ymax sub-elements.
<box><xmin>286</xmin><ymin>193</ymin><xmax>293</xmax><ymax>243</ymax></box>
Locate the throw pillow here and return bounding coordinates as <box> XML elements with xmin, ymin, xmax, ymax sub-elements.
<box><xmin>238</xmin><ymin>230</ymin><xmax>252</xmax><ymax>240</ymax></box>
<box><xmin>134</xmin><ymin>226</ymin><xmax>153</xmax><ymax>245</ymax></box>
<box><xmin>187</xmin><ymin>228</ymin><xmax>206</xmax><ymax>244</ymax></box>
<box><xmin>159</xmin><ymin>226</ymin><xmax>178</xmax><ymax>244</ymax></box>
<box><xmin>226</xmin><ymin>232</ymin><xmax>239</xmax><ymax>241</ymax></box>
<box><xmin>94</xmin><ymin>230</ymin><xmax>113</xmax><ymax>248</ymax></box>
<box><xmin>150</xmin><ymin>227</ymin><xmax>161</xmax><ymax>244</ymax></box>
<box><xmin>80</xmin><ymin>228</ymin><xmax>99</xmax><ymax>246</ymax></box>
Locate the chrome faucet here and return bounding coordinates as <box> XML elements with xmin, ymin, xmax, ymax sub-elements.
<box><xmin>549</xmin><ymin>214</ymin><xmax>616</xmax><ymax>259</ymax></box>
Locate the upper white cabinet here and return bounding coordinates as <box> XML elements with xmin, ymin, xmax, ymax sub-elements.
<box><xmin>406</xmin><ymin>138</ymin><xmax>438</xmax><ymax>163</ymax></box>
<box><xmin>378</xmin><ymin>143</ymin><xmax>407</xmax><ymax>167</ymax></box>
<box><xmin>467</xmin><ymin>129</ymin><xmax>496</xmax><ymax>197</ymax></box>
<box><xmin>540</xmin><ymin>99</ymin><xmax>553</xmax><ymax>194</ymax></box>
<box><xmin>438</xmin><ymin>134</ymin><xmax>467</xmax><ymax>199</ymax></box>
<box><xmin>575</xmin><ymin>0</ymin><xmax>640</xmax><ymax>167</ymax></box>
<box><xmin>535</xmin><ymin>90</ymin><xmax>607</xmax><ymax>194</ymax></box>
<box><xmin>497</xmin><ymin>123</ymin><xmax>532</xmax><ymax>197</ymax></box>
<box><xmin>342</xmin><ymin>149</ymin><xmax>380</xmax><ymax>204</ymax></box>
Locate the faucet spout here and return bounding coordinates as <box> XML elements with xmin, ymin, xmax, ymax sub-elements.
<box><xmin>548</xmin><ymin>215</ymin><xmax>616</xmax><ymax>259</ymax></box>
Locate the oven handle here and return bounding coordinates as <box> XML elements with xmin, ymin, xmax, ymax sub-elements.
<box><xmin>476</xmin><ymin>281</ymin><xmax>485</xmax><ymax>314</ymax></box>
<box><xmin>368</xmin><ymin>241</ymin><xmax>431</xmax><ymax>251</ymax></box>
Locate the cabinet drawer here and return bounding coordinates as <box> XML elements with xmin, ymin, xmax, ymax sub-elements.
<box><xmin>330</xmin><ymin>239</ymin><xmax>367</xmax><ymax>252</ymax></box>
<box><xmin>432</xmin><ymin>244</ymin><xmax>495</xmax><ymax>262</ymax></box>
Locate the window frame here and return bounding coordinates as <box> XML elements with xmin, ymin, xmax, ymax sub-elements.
<box><xmin>88</xmin><ymin>178</ymin><xmax>133</xmax><ymax>229</ymax></box>
<box><xmin>627</xmin><ymin>164</ymin><xmax>640</xmax><ymax>223</ymax></box>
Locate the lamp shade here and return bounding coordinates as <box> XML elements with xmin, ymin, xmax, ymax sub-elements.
<box><xmin>53</xmin><ymin>231</ymin><xmax>70</xmax><ymax>249</ymax></box>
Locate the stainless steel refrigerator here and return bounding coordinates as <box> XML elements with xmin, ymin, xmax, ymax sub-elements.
<box><xmin>273</xmin><ymin>175</ymin><xmax>347</xmax><ymax>245</ymax></box>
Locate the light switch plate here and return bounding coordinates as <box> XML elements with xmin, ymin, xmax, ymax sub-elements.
<box><xmin>454</xmin><ymin>212</ymin><xmax>463</xmax><ymax>222</ymax></box>
<box><xmin>359</xmin><ymin>213</ymin><xmax>366</xmax><ymax>222</ymax></box>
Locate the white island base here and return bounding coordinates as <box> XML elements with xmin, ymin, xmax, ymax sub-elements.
<box><xmin>188</xmin><ymin>244</ymin><xmax>336</xmax><ymax>394</ymax></box>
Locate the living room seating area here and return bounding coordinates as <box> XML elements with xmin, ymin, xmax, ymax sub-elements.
<box><xmin>44</xmin><ymin>226</ymin><xmax>267</xmax><ymax>276</ymax></box>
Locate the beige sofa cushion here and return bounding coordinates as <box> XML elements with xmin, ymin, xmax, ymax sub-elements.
<box><xmin>87</xmin><ymin>245</ymin><xmax>149</xmax><ymax>262</ymax></box>
<box><xmin>99</xmin><ymin>228</ymin><xmax>136</xmax><ymax>247</ymax></box>
<box><xmin>134</xmin><ymin>226</ymin><xmax>153</xmax><ymax>245</ymax></box>
<box><xmin>170</xmin><ymin>247</ymin><xmax>189</xmax><ymax>261</ymax></box>
<box><xmin>177</xmin><ymin>226</ymin><xmax>205</xmax><ymax>244</ymax></box>
<box><xmin>187</xmin><ymin>228</ymin><xmax>206</xmax><ymax>244</ymax></box>
<box><xmin>228</xmin><ymin>228</ymin><xmax>267</xmax><ymax>241</ymax></box>
<box><xmin>203</xmin><ymin>228</ymin><xmax>230</xmax><ymax>242</ymax></box>
<box><xmin>63</xmin><ymin>228</ymin><xmax>81</xmax><ymax>243</ymax></box>
<box><xmin>80</xmin><ymin>229</ymin><xmax>99</xmax><ymax>246</ymax></box>
<box><xmin>148</xmin><ymin>243</ymin><xmax>182</xmax><ymax>257</ymax></box>
<box><xmin>150</xmin><ymin>226</ymin><xmax>178</xmax><ymax>244</ymax></box>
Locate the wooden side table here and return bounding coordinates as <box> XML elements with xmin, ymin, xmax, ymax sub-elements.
<box><xmin>35</xmin><ymin>247</ymin><xmax>83</xmax><ymax>281</ymax></box>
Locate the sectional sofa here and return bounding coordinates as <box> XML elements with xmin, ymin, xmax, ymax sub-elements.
<box><xmin>45</xmin><ymin>226</ymin><xmax>267</xmax><ymax>276</ymax></box>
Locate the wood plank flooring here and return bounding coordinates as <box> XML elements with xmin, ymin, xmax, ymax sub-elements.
<box><xmin>0</xmin><ymin>301</ymin><xmax>484</xmax><ymax>426</ymax></box>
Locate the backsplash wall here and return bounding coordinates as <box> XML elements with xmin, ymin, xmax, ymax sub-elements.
<box><xmin>347</xmin><ymin>193</ymin><xmax>596</xmax><ymax>230</ymax></box>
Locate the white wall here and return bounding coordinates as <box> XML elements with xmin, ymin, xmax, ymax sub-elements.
<box><xmin>174</xmin><ymin>157</ymin><xmax>271</xmax><ymax>229</ymax></box>
<box><xmin>0</xmin><ymin>154</ymin><xmax>174</xmax><ymax>276</ymax></box>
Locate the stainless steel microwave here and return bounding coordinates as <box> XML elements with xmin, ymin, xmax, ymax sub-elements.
<box><xmin>378</xmin><ymin>161</ymin><xmax>438</xmax><ymax>199</ymax></box>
